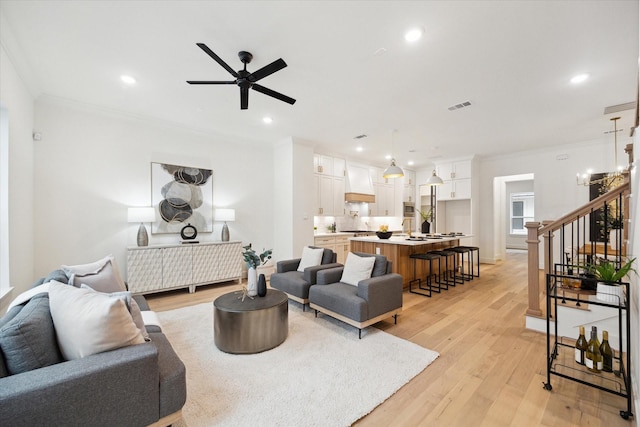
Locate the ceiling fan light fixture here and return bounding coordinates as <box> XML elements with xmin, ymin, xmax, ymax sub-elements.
<box><xmin>383</xmin><ymin>159</ymin><xmax>404</xmax><ymax>179</ymax></box>
<box><xmin>426</xmin><ymin>170</ymin><xmax>443</xmax><ymax>186</ymax></box>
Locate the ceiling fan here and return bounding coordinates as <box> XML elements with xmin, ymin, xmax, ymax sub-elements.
<box><xmin>187</xmin><ymin>43</ymin><xmax>296</xmax><ymax>110</ymax></box>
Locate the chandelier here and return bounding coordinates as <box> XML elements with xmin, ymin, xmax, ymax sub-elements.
<box><xmin>576</xmin><ymin>116</ymin><xmax>623</xmax><ymax>187</ymax></box>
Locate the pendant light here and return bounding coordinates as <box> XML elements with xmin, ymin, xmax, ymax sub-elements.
<box><xmin>383</xmin><ymin>130</ymin><xmax>404</xmax><ymax>179</ymax></box>
<box><xmin>426</xmin><ymin>170</ymin><xmax>443</xmax><ymax>185</ymax></box>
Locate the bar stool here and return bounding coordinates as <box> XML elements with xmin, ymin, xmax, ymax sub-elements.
<box><xmin>458</xmin><ymin>246</ymin><xmax>480</xmax><ymax>278</ymax></box>
<box><xmin>428</xmin><ymin>249</ymin><xmax>462</xmax><ymax>287</ymax></box>
<box><xmin>408</xmin><ymin>253</ymin><xmax>441</xmax><ymax>297</ymax></box>
<box><xmin>450</xmin><ymin>246</ymin><xmax>473</xmax><ymax>281</ymax></box>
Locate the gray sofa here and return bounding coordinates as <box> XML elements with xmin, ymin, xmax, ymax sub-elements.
<box><xmin>309</xmin><ymin>253</ymin><xmax>403</xmax><ymax>338</ymax></box>
<box><xmin>0</xmin><ymin>270</ymin><xmax>186</xmax><ymax>427</ymax></box>
<box><xmin>270</xmin><ymin>247</ymin><xmax>341</xmax><ymax>310</ymax></box>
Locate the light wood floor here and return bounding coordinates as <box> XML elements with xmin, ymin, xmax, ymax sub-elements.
<box><xmin>146</xmin><ymin>251</ymin><xmax>634</xmax><ymax>427</ymax></box>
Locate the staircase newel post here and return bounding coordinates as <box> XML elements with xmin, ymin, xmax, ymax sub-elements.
<box><xmin>526</xmin><ymin>221</ymin><xmax>543</xmax><ymax>317</ymax></box>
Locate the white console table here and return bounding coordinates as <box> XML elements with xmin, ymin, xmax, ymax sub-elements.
<box><xmin>126</xmin><ymin>241</ymin><xmax>242</xmax><ymax>294</ymax></box>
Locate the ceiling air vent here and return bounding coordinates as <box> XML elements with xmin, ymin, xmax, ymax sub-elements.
<box><xmin>353</xmin><ymin>134</ymin><xmax>368</xmax><ymax>139</ymax></box>
<box><xmin>448</xmin><ymin>100</ymin><xmax>472</xmax><ymax>111</ymax></box>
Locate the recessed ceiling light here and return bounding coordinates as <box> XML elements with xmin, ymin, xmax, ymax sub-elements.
<box><xmin>356</xmin><ymin>146</ymin><xmax>364</xmax><ymax>152</ymax></box>
<box><xmin>570</xmin><ymin>73</ymin><xmax>589</xmax><ymax>84</ymax></box>
<box><xmin>263</xmin><ymin>116</ymin><xmax>273</xmax><ymax>124</ymax></box>
<box><xmin>120</xmin><ymin>75</ymin><xmax>136</xmax><ymax>85</ymax></box>
<box><xmin>407</xmin><ymin>161</ymin><xmax>414</xmax><ymax>166</ymax></box>
<box><xmin>404</xmin><ymin>27</ymin><xmax>424</xmax><ymax>43</ymax></box>
<box><xmin>385</xmin><ymin>154</ymin><xmax>392</xmax><ymax>160</ymax></box>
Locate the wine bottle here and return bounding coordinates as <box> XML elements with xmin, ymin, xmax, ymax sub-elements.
<box><xmin>585</xmin><ymin>328</ymin><xmax>603</xmax><ymax>373</ymax></box>
<box><xmin>574</xmin><ymin>325</ymin><xmax>588</xmax><ymax>365</ymax></box>
<box><xmin>600</xmin><ymin>330</ymin><xmax>613</xmax><ymax>373</ymax></box>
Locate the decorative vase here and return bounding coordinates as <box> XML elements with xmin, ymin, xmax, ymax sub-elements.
<box><xmin>247</xmin><ymin>267</ymin><xmax>258</xmax><ymax>297</ymax></box>
<box><xmin>596</xmin><ymin>281</ymin><xmax>624</xmax><ymax>304</ymax></box>
<box><xmin>421</xmin><ymin>221</ymin><xmax>431</xmax><ymax>234</ymax></box>
<box><xmin>257</xmin><ymin>274</ymin><xmax>267</xmax><ymax>297</ymax></box>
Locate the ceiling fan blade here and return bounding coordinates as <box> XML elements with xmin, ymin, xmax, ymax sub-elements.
<box><xmin>252</xmin><ymin>84</ymin><xmax>296</xmax><ymax>105</ymax></box>
<box><xmin>186</xmin><ymin>80</ymin><xmax>237</xmax><ymax>84</ymax></box>
<box><xmin>248</xmin><ymin>58</ymin><xmax>287</xmax><ymax>82</ymax></box>
<box><xmin>196</xmin><ymin>43</ymin><xmax>239</xmax><ymax>78</ymax></box>
<box><xmin>240</xmin><ymin>87</ymin><xmax>249</xmax><ymax>110</ymax></box>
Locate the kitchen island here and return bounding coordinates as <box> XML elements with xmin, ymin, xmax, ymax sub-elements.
<box><xmin>349</xmin><ymin>235</ymin><xmax>468</xmax><ymax>288</ymax></box>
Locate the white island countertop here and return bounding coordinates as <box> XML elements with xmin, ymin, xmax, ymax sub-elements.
<box><xmin>349</xmin><ymin>234</ymin><xmax>470</xmax><ymax>246</ymax></box>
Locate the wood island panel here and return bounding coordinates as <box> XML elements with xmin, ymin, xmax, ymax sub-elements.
<box><xmin>350</xmin><ymin>238</ymin><xmax>459</xmax><ymax>288</ymax></box>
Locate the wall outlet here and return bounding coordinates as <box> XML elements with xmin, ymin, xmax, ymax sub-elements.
<box><xmin>375</xmin><ymin>247</ymin><xmax>380</xmax><ymax>255</ymax></box>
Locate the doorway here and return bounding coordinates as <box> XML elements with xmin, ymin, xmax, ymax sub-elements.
<box><xmin>492</xmin><ymin>173</ymin><xmax>534</xmax><ymax>261</ymax></box>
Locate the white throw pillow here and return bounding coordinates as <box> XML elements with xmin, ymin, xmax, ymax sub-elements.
<box><xmin>80</xmin><ymin>284</ymin><xmax>150</xmax><ymax>341</ymax></box>
<box><xmin>340</xmin><ymin>252</ymin><xmax>376</xmax><ymax>286</ymax></box>
<box><xmin>49</xmin><ymin>281</ymin><xmax>145</xmax><ymax>360</ymax></box>
<box><xmin>297</xmin><ymin>246</ymin><xmax>325</xmax><ymax>272</ymax></box>
<box><xmin>62</xmin><ymin>254</ymin><xmax>127</xmax><ymax>293</ymax></box>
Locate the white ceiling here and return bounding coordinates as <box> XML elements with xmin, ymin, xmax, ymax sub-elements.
<box><xmin>1</xmin><ymin>0</ymin><xmax>638</xmax><ymax>169</ymax></box>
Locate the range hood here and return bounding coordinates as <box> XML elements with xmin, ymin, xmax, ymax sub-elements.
<box><xmin>345</xmin><ymin>163</ymin><xmax>375</xmax><ymax>203</ymax></box>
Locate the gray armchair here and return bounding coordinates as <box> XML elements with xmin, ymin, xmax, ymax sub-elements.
<box><xmin>309</xmin><ymin>253</ymin><xmax>403</xmax><ymax>338</ymax></box>
<box><xmin>270</xmin><ymin>247</ymin><xmax>341</xmax><ymax>310</ymax></box>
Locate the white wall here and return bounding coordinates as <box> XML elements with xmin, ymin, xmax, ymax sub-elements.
<box><xmin>0</xmin><ymin>44</ymin><xmax>35</xmax><ymax>313</ymax></box>
<box><xmin>32</xmin><ymin>97</ymin><xmax>275</xmax><ymax>285</ymax></box>
<box><xmin>478</xmin><ymin>138</ymin><xmax>620</xmax><ymax>263</ymax></box>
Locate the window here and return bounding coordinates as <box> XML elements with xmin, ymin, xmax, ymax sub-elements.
<box><xmin>510</xmin><ymin>192</ymin><xmax>534</xmax><ymax>235</ymax></box>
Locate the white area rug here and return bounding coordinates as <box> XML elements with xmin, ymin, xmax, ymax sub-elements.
<box><xmin>158</xmin><ymin>302</ymin><xmax>439</xmax><ymax>427</ymax></box>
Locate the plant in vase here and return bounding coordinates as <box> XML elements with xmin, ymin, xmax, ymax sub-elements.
<box><xmin>242</xmin><ymin>244</ymin><xmax>272</xmax><ymax>298</ymax></box>
<box><xmin>590</xmin><ymin>257</ymin><xmax>636</xmax><ymax>303</ymax></box>
<box><xmin>376</xmin><ymin>224</ymin><xmax>392</xmax><ymax>239</ymax></box>
<box><xmin>418</xmin><ymin>208</ymin><xmax>432</xmax><ymax>234</ymax></box>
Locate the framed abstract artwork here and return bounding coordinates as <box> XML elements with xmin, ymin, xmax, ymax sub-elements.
<box><xmin>151</xmin><ymin>162</ymin><xmax>213</xmax><ymax>234</ymax></box>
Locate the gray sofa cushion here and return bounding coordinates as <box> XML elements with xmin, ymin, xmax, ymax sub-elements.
<box><xmin>270</xmin><ymin>271</ymin><xmax>311</xmax><ymax>299</ymax></box>
<box><xmin>0</xmin><ymin>294</ymin><xmax>62</xmax><ymax>375</ymax></box>
<box><xmin>353</xmin><ymin>252</ymin><xmax>388</xmax><ymax>277</ymax></box>
<box><xmin>309</xmin><ymin>283</ymin><xmax>367</xmax><ymax>322</ymax></box>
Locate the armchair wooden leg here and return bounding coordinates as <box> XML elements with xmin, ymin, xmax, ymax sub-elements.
<box><xmin>393</xmin><ymin>314</ymin><xmax>398</xmax><ymax>324</ymax></box>
<box><xmin>314</xmin><ymin>309</ymin><xmax>318</xmax><ymax>317</ymax></box>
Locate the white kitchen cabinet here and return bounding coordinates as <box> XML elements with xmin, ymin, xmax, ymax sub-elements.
<box><xmin>436</xmin><ymin>159</ymin><xmax>473</xmax><ymax>201</ymax></box>
<box><xmin>315</xmin><ymin>174</ymin><xmax>344</xmax><ymax>216</ymax></box>
<box><xmin>369</xmin><ymin>183</ymin><xmax>395</xmax><ymax>216</ymax></box>
<box><xmin>437</xmin><ymin>161</ymin><xmax>471</xmax><ymax>180</ymax></box>
<box><xmin>313</xmin><ymin>154</ymin><xmax>333</xmax><ymax>175</ymax></box>
<box><xmin>314</xmin><ymin>154</ymin><xmax>345</xmax><ymax>177</ymax></box>
<box><xmin>438</xmin><ymin>178</ymin><xmax>471</xmax><ymax>200</ymax></box>
<box><xmin>127</xmin><ymin>241</ymin><xmax>242</xmax><ymax>294</ymax></box>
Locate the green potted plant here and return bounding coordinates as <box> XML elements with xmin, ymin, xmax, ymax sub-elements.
<box><xmin>418</xmin><ymin>208</ymin><xmax>432</xmax><ymax>234</ymax></box>
<box><xmin>242</xmin><ymin>244</ymin><xmax>272</xmax><ymax>296</ymax></box>
<box><xmin>591</xmin><ymin>257</ymin><xmax>636</xmax><ymax>303</ymax></box>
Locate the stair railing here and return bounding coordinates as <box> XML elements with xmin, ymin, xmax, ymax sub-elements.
<box><xmin>526</xmin><ymin>174</ymin><xmax>631</xmax><ymax>317</ymax></box>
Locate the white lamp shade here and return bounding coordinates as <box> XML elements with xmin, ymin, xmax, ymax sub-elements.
<box><xmin>382</xmin><ymin>159</ymin><xmax>404</xmax><ymax>179</ymax></box>
<box><xmin>426</xmin><ymin>170</ymin><xmax>444</xmax><ymax>186</ymax></box>
<box><xmin>215</xmin><ymin>208</ymin><xmax>235</xmax><ymax>222</ymax></box>
<box><xmin>128</xmin><ymin>207</ymin><xmax>156</xmax><ymax>223</ymax></box>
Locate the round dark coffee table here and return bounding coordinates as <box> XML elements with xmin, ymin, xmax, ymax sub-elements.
<box><xmin>213</xmin><ymin>289</ymin><xmax>288</xmax><ymax>354</ymax></box>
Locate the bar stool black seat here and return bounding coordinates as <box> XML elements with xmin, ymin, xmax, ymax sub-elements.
<box><xmin>458</xmin><ymin>246</ymin><xmax>480</xmax><ymax>278</ymax></box>
<box><xmin>408</xmin><ymin>252</ymin><xmax>441</xmax><ymax>297</ymax></box>
<box><xmin>450</xmin><ymin>246</ymin><xmax>473</xmax><ymax>281</ymax></box>
<box><xmin>428</xmin><ymin>249</ymin><xmax>462</xmax><ymax>286</ymax></box>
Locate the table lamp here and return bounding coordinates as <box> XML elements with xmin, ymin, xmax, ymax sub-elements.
<box><xmin>128</xmin><ymin>207</ymin><xmax>156</xmax><ymax>247</ymax></box>
<box><xmin>215</xmin><ymin>208</ymin><xmax>235</xmax><ymax>242</ymax></box>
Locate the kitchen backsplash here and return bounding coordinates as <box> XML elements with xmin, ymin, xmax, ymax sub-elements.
<box><xmin>314</xmin><ymin>213</ymin><xmax>405</xmax><ymax>233</ymax></box>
